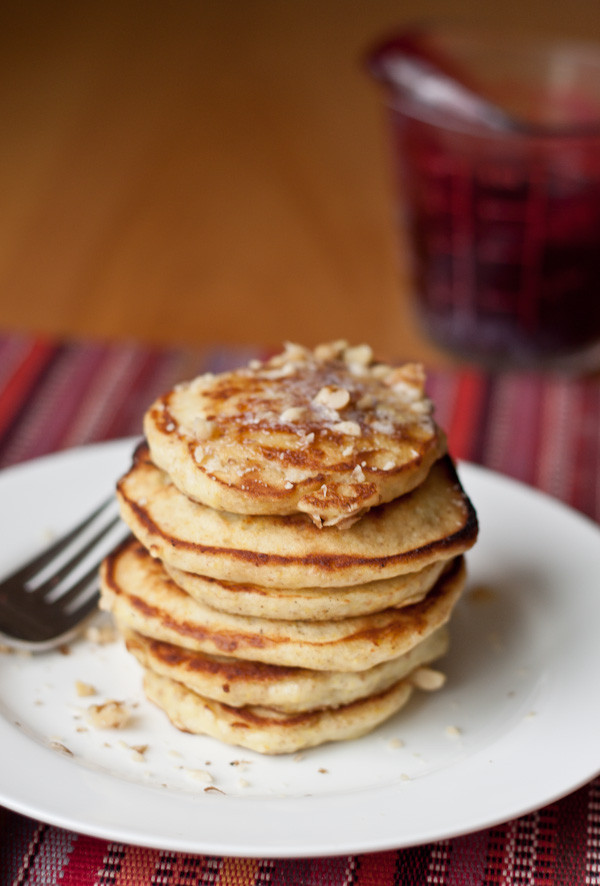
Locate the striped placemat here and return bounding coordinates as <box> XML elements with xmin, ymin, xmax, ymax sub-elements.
<box><xmin>1</xmin><ymin>331</ymin><xmax>599</xmax><ymax>886</ymax></box>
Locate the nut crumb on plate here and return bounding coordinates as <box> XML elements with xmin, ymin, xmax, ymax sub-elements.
<box><xmin>87</xmin><ymin>700</ymin><xmax>131</xmax><ymax>729</ymax></box>
<box><xmin>445</xmin><ymin>725</ymin><xmax>462</xmax><ymax>738</ymax></box>
<box><xmin>75</xmin><ymin>680</ymin><xmax>96</xmax><ymax>697</ymax></box>
<box><xmin>410</xmin><ymin>667</ymin><xmax>446</xmax><ymax>692</ymax></box>
<box><xmin>49</xmin><ymin>740</ymin><xmax>73</xmax><ymax>756</ymax></box>
<box><xmin>187</xmin><ymin>768</ymin><xmax>213</xmax><ymax>783</ymax></box>
<box><xmin>85</xmin><ymin>623</ymin><xmax>117</xmax><ymax>645</ymax></box>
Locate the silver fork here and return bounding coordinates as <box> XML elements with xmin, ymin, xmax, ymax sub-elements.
<box><xmin>0</xmin><ymin>497</ymin><xmax>129</xmax><ymax>652</ymax></box>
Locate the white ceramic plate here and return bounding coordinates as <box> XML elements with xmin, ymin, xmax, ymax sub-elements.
<box><xmin>0</xmin><ymin>439</ymin><xmax>599</xmax><ymax>857</ymax></box>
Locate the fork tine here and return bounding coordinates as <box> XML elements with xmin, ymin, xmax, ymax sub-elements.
<box><xmin>28</xmin><ymin>514</ymin><xmax>122</xmax><ymax>596</ymax></box>
<box><xmin>60</xmin><ymin>592</ymin><xmax>102</xmax><ymax>631</ymax></box>
<box><xmin>6</xmin><ymin>496</ymin><xmax>115</xmax><ymax>586</ymax></box>
<box><xmin>49</xmin><ymin>558</ymin><xmax>106</xmax><ymax>611</ymax></box>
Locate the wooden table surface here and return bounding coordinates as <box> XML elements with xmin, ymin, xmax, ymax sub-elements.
<box><xmin>1</xmin><ymin>0</ymin><xmax>599</xmax><ymax>367</ymax></box>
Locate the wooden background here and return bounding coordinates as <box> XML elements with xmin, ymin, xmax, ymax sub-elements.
<box><xmin>1</xmin><ymin>0</ymin><xmax>599</xmax><ymax>366</ymax></box>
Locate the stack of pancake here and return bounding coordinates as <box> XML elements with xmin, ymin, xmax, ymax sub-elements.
<box><xmin>100</xmin><ymin>341</ymin><xmax>478</xmax><ymax>754</ymax></box>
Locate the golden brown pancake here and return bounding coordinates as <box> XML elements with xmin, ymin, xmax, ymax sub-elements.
<box><xmin>143</xmin><ymin>342</ymin><xmax>447</xmax><ymax>527</ymax></box>
<box><xmin>162</xmin><ymin>558</ymin><xmax>447</xmax><ymax>620</ymax></box>
<box><xmin>116</xmin><ymin>446</ymin><xmax>477</xmax><ymax>589</ymax></box>
<box><xmin>122</xmin><ymin>624</ymin><xmax>448</xmax><ymax>712</ymax></box>
<box><xmin>143</xmin><ymin>668</ymin><xmax>416</xmax><ymax>754</ymax></box>
<box><xmin>99</xmin><ymin>539</ymin><xmax>466</xmax><ymax>671</ymax></box>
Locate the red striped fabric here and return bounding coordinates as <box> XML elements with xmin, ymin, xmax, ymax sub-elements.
<box><xmin>0</xmin><ymin>331</ymin><xmax>599</xmax><ymax>885</ymax></box>
<box><xmin>0</xmin><ymin>336</ymin><xmax>57</xmax><ymax>441</ymax></box>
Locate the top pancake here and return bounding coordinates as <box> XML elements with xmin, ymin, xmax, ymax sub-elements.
<box><xmin>143</xmin><ymin>341</ymin><xmax>447</xmax><ymax>527</ymax></box>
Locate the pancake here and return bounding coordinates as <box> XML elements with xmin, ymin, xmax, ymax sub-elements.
<box><xmin>122</xmin><ymin>624</ymin><xmax>448</xmax><ymax>712</ymax></box>
<box><xmin>143</xmin><ymin>668</ymin><xmax>416</xmax><ymax>754</ymax></box>
<box><xmin>143</xmin><ymin>341</ymin><xmax>447</xmax><ymax>527</ymax></box>
<box><xmin>99</xmin><ymin>538</ymin><xmax>466</xmax><ymax>671</ymax></box>
<box><xmin>162</xmin><ymin>558</ymin><xmax>447</xmax><ymax>621</ymax></box>
<box><xmin>117</xmin><ymin>446</ymin><xmax>477</xmax><ymax>589</ymax></box>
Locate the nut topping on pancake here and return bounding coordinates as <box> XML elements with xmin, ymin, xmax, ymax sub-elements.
<box><xmin>144</xmin><ymin>341</ymin><xmax>447</xmax><ymax>527</ymax></box>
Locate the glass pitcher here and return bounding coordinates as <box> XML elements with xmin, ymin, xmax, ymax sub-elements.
<box><xmin>368</xmin><ymin>25</ymin><xmax>600</xmax><ymax>371</ymax></box>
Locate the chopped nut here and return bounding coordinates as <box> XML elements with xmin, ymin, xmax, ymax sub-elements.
<box><xmin>75</xmin><ymin>681</ymin><xmax>97</xmax><ymax>698</ymax></box>
<box><xmin>193</xmin><ymin>417</ymin><xmax>216</xmax><ymax>440</ymax></box>
<box><xmin>130</xmin><ymin>744</ymin><xmax>148</xmax><ymax>761</ymax></box>
<box><xmin>351</xmin><ymin>464</ymin><xmax>365</xmax><ymax>483</ymax></box>
<box><xmin>85</xmin><ymin>623</ymin><xmax>117</xmax><ymax>645</ymax></box>
<box><xmin>280</xmin><ymin>406</ymin><xmax>306</xmax><ymax>422</ymax></box>
<box><xmin>410</xmin><ymin>667</ymin><xmax>446</xmax><ymax>691</ymax></box>
<box><xmin>314</xmin><ymin>340</ymin><xmax>347</xmax><ymax>361</ymax></box>
<box><xmin>49</xmin><ymin>741</ymin><xmax>73</xmax><ymax>757</ymax></box>
<box><xmin>332</xmin><ymin>420</ymin><xmax>361</xmax><ymax>437</ymax></box>
<box><xmin>445</xmin><ymin>725</ymin><xmax>462</xmax><ymax>739</ymax></box>
<box><xmin>187</xmin><ymin>769</ymin><xmax>213</xmax><ymax>783</ymax></box>
<box><xmin>87</xmin><ymin>700</ymin><xmax>131</xmax><ymax>730</ymax></box>
<box><xmin>282</xmin><ymin>342</ymin><xmax>309</xmax><ymax>362</ymax></box>
<box><xmin>344</xmin><ymin>343</ymin><xmax>373</xmax><ymax>367</ymax></box>
<box><xmin>371</xmin><ymin>363</ymin><xmax>392</xmax><ymax>379</ymax></box>
<box><xmin>260</xmin><ymin>363</ymin><xmax>296</xmax><ymax>379</ymax></box>
<box><xmin>384</xmin><ymin>363</ymin><xmax>425</xmax><ymax>393</ymax></box>
<box><xmin>118</xmin><ymin>740</ymin><xmax>148</xmax><ymax>762</ymax></box>
<box><xmin>313</xmin><ymin>385</ymin><xmax>351</xmax><ymax>411</ymax></box>
<box><xmin>408</xmin><ymin>399</ymin><xmax>430</xmax><ymax>415</ymax></box>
